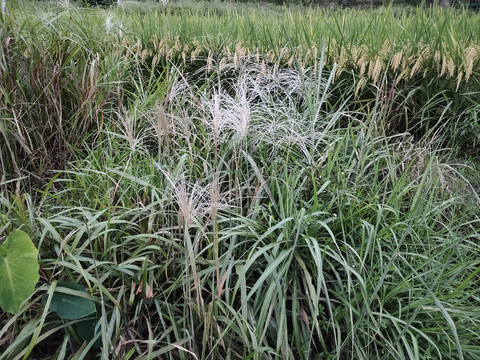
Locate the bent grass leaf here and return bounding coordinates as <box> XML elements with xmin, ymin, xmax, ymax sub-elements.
<box><xmin>0</xmin><ymin>230</ymin><xmax>39</xmax><ymax>314</ymax></box>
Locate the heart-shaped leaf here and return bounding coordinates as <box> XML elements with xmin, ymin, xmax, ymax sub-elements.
<box><xmin>47</xmin><ymin>282</ymin><xmax>96</xmax><ymax>320</ymax></box>
<box><xmin>0</xmin><ymin>230</ymin><xmax>39</xmax><ymax>314</ymax></box>
<box><xmin>74</xmin><ymin>305</ymin><xmax>103</xmax><ymax>348</ymax></box>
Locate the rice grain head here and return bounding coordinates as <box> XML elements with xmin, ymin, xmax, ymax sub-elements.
<box><xmin>392</xmin><ymin>50</ymin><xmax>403</xmax><ymax>72</ymax></box>
<box><xmin>447</xmin><ymin>58</ymin><xmax>455</xmax><ymax>78</ymax></box>
<box><xmin>440</xmin><ymin>56</ymin><xmax>447</xmax><ymax>77</ymax></box>
<box><xmin>434</xmin><ymin>50</ymin><xmax>441</xmax><ymax>67</ymax></box>
<box><xmin>355</xmin><ymin>77</ymin><xmax>367</xmax><ymax>97</ymax></box>
<box><xmin>359</xmin><ymin>56</ymin><xmax>367</xmax><ymax>78</ymax></box>
<box><xmin>367</xmin><ymin>59</ymin><xmax>375</xmax><ymax>79</ymax></box>
<box><xmin>464</xmin><ymin>47</ymin><xmax>478</xmax><ymax>82</ymax></box>
<box><xmin>410</xmin><ymin>55</ymin><xmax>423</xmax><ymax>78</ymax></box>
<box><xmin>394</xmin><ymin>68</ymin><xmax>409</xmax><ymax>86</ymax></box>
<box><xmin>372</xmin><ymin>57</ymin><xmax>383</xmax><ymax>84</ymax></box>
<box><xmin>456</xmin><ymin>71</ymin><xmax>463</xmax><ymax>91</ymax></box>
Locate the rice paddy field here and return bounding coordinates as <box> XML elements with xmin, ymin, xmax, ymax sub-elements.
<box><xmin>1</xmin><ymin>0</ymin><xmax>480</xmax><ymax>358</ymax></box>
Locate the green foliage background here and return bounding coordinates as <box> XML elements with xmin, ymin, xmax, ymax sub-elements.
<box><xmin>0</xmin><ymin>0</ymin><xmax>479</xmax><ymax>358</ymax></box>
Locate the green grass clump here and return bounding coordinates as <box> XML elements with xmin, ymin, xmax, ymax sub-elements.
<box><xmin>1</xmin><ymin>1</ymin><xmax>480</xmax><ymax>359</ymax></box>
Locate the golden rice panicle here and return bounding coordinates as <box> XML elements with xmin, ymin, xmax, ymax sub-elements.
<box><xmin>358</xmin><ymin>55</ymin><xmax>367</xmax><ymax>78</ymax></box>
<box><xmin>131</xmin><ymin>38</ymin><xmax>142</xmax><ymax>57</ymax></box>
<box><xmin>182</xmin><ymin>50</ymin><xmax>186</xmax><ymax>65</ymax></box>
<box><xmin>440</xmin><ymin>56</ymin><xmax>447</xmax><ymax>77</ymax></box>
<box><xmin>333</xmin><ymin>66</ymin><xmax>343</xmax><ymax>82</ymax></box>
<box><xmin>440</xmin><ymin>56</ymin><xmax>456</xmax><ymax>78</ymax></box>
<box><xmin>367</xmin><ymin>58</ymin><xmax>375</xmax><ymax>80</ymax></box>
<box><xmin>151</xmin><ymin>35</ymin><xmax>159</xmax><ymax>51</ymax></box>
<box><xmin>379</xmin><ymin>40</ymin><xmax>391</xmax><ymax>60</ymax></box>
<box><xmin>173</xmin><ymin>35</ymin><xmax>181</xmax><ymax>52</ymax></box>
<box><xmin>333</xmin><ymin>48</ymin><xmax>348</xmax><ymax>81</ymax></box>
<box><xmin>337</xmin><ymin>47</ymin><xmax>348</xmax><ymax>68</ymax></box>
<box><xmin>206</xmin><ymin>51</ymin><xmax>213</xmax><ymax>71</ymax></box>
<box><xmin>287</xmin><ymin>54</ymin><xmax>295</xmax><ymax>67</ymax></box>
<box><xmin>234</xmin><ymin>42</ymin><xmax>246</xmax><ymax>69</ymax></box>
<box><xmin>434</xmin><ymin>50</ymin><xmax>441</xmax><ymax>67</ymax></box>
<box><xmin>235</xmin><ymin>42</ymin><xmax>245</xmax><ymax>57</ymax></box>
<box><xmin>355</xmin><ymin>76</ymin><xmax>367</xmax><ymax>97</ymax></box>
<box><xmin>394</xmin><ymin>68</ymin><xmax>409</xmax><ymax>86</ymax></box>
<box><xmin>456</xmin><ymin>71</ymin><xmax>463</xmax><ymax>90</ymax></box>
<box><xmin>155</xmin><ymin>39</ymin><xmax>167</xmax><ymax>57</ymax></box>
<box><xmin>392</xmin><ymin>50</ymin><xmax>403</xmax><ymax>72</ymax></box>
<box><xmin>350</xmin><ymin>46</ymin><xmax>359</xmax><ymax>64</ymax></box>
<box><xmin>267</xmin><ymin>49</ymin><xmax>275</xmax><ymax>63</ymax></box>
<box><xmin>151</xmin><ymin>54</ymin><xmax>159</xmax><ymax>67</ymax></box>
<box><xmin>410</xmin><ymin>46</ymin><xmax>430</xmax><ymax>78</ymax></box>
<box><xmin>464</xmin><ymin>46</ymin><xmax>478</xmax><ymax>82</ymax></box>
<box><xmin>372</xmin><ymin>57</ymin><xmax>383</xmax><ymax>84</ymax></box>
<box><xmin>166</xmin><ymin>48</ymin><xmax>173</xmax><ymax>62</ymax></box>
<box><xmin>219</xmin><ymin>57</ymin><xmax>227</xmax><ymax>72</ymax></box>
<box><xmin>447</xmin><ymin>58</ymin><xmax>455</xmax><ymax>78</ymax></box>
<box><xmin>140</xmin><ymin>49</ymin><xmax>151</xmax><ymax>62</ymax></box>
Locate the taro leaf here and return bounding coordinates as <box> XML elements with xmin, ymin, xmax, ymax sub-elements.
<box><xmin>74</xmin><ymin>305</ymin><xmax>103</xmax><ymax>348</ymax></box>
<box><xmin>46</xmin><ymin>282</ymin><xmax>96</xmax><ymax>320</ymax></box>
<box><xmin>0</xmin><ymin>230</ymin><xmax>39</xmax><ymax>314</ymax></box>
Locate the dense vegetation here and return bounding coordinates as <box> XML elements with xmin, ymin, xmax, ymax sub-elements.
<box><xmin>1</xmin><ymin>1</ymin><xmax>479</xmax><ymax>359</ymax></box>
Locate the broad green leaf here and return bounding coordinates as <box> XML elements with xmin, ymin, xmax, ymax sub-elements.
<box><xmin>47</xmin><ymin>282</ymin><xmax>96</xmax><ymax>320</ymax></box>
<box><xmin>0</xmin><ymin>230</ymin><xmax>39</xmax><ymax>314</ymax></box>
<box><xmin>74</xmin><ymin>305</ymin><xmax>103</xmax><ymax>348</ymax></box>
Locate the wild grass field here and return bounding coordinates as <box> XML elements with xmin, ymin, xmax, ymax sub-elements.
<box><xmin>1</xmin><ymin>0</ymin><xmax>480</xmax><ymax>359</ymax></box>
